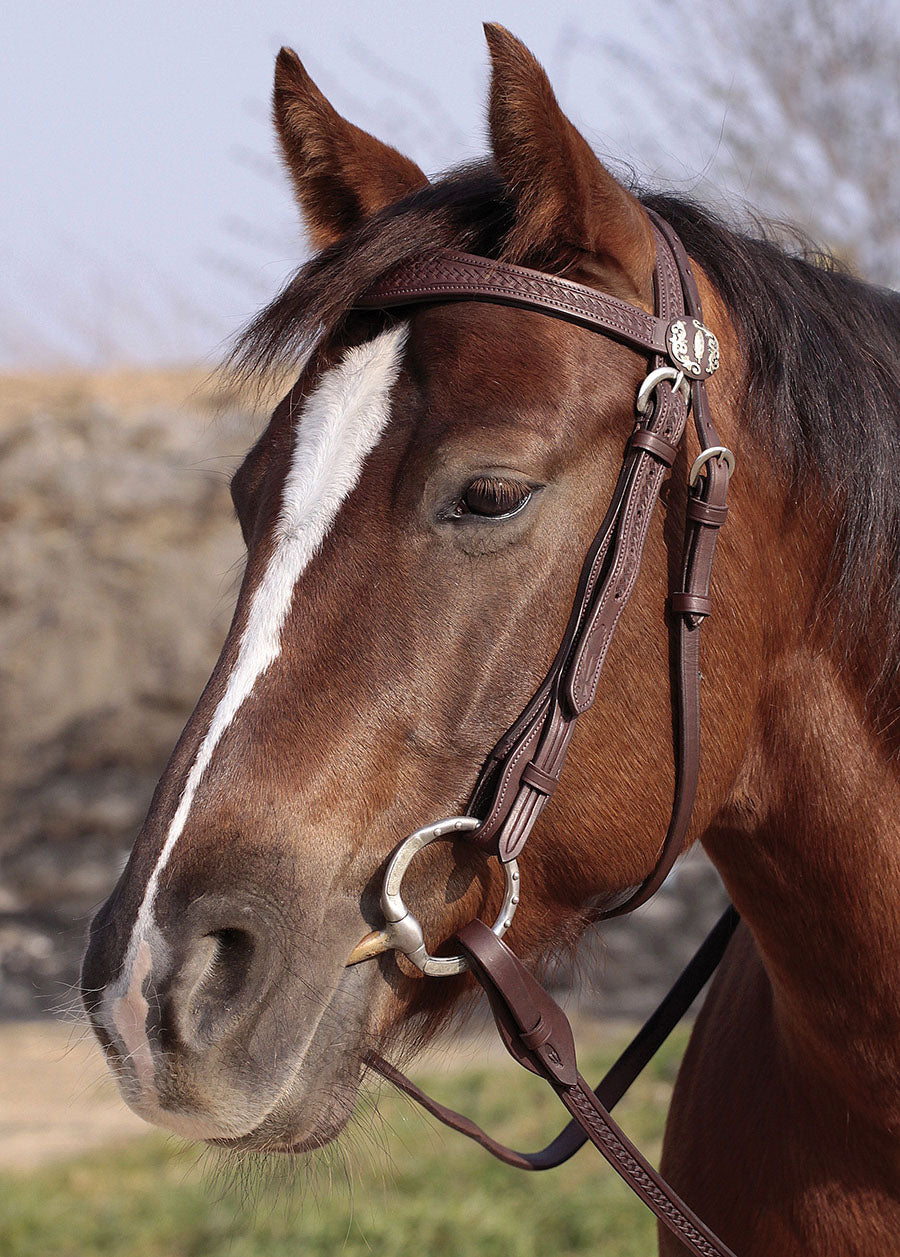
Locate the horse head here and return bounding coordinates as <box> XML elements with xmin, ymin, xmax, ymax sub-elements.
<box><xmin>82</xmin><ymin>25</ymin><xmax>755</xmax><ymax>1154</ymax></box>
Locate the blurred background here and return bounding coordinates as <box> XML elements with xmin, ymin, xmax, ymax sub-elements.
<box><xmin>1</xmin><ymin>1</ymin><xmax>897</xmax><ymax>1253</ymax></box>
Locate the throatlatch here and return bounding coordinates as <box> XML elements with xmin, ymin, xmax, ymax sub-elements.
<box><xmin>352</xmin><ymin>213</ymin><xmax>738</xmax><ymax>1257</ymax></box>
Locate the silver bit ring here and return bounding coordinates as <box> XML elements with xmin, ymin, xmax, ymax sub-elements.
<box><xmin>379</xmin><ymin>817</ymin><xmax>521</xmax><ymax>977</ymax></box>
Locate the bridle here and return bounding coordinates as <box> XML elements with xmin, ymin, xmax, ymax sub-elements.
<box><xmin>350</xmin><ymin>214</ymin><xmax>739</xmax><ymax>1256</ymax></box>
<box><xmin>346</xmin><ymin>213</ymin><xmax>741</xmax><ymax>1257</ymax></box>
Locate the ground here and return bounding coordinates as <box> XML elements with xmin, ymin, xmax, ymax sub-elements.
<box><xmin>0</xmin><ymin>1020</ymin><xmax>147</xmax><ymax>1170</ymax></box>
<box><xmin>0</xmin><ymin>1017</ymin><xmax>686</xmax><ymax>1257</ymax></box>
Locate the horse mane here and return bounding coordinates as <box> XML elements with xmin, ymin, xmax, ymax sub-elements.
<box><xmin>644</xmin><ymin>192</ymin><xmax>900</xmax><ymax>689</ymax></box>
<box><xmin>231</xmin><ymin>162</ymin><xmax>900</xmax><ymax>685</ymax></box>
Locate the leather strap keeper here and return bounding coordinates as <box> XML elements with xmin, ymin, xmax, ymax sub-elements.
<box><xmin>670</xmin><ymin>592</ymin><xmax>713</xmax><ymax>617</ymax></box>
<box><xmin>521</xmin><ymin>762</ymin><xmax>559</xmax><ymax>798</ymax></box>
<box><xmin>520</xmin><ymin>1017</ymin><xmax>554</xmax><ymax>1052</ymax></box>
<box><xmin>627</xmin><ymin>428</ymin><xmax>679</xmax><ymax>466</ymax></box>
<box><xmin>686</xmin><ymin>497</ymin><xmax>729</xmax><ymax>527</ymax></box>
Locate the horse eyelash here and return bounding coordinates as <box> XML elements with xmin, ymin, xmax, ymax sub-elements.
<box><xmin>453</xmin><ymin>476</ymin><xmax>536</xmax><ymax>520</ymax></box>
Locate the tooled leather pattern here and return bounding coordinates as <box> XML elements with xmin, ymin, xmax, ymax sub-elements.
<box><xmin>359</xmin><ymin>250</ymin><xmax>668</xmax><ymax>354</ymax></box>
<box><xmin>564</xmin><ymin>1085</ymin><xmax>734</xmax><ymax>1257</ymax></box>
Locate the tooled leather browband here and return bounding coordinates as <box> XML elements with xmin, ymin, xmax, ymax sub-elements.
<box><xmin>357</xmin><ymin>247</ymin><xmax>721</xmax><ymax>379</ymax></box>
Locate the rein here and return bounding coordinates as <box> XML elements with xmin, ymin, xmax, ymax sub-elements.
<box><xmin>351</xmin><ymin>214</ymin><xmax>739</xmax><ymax>1256</ymax></box>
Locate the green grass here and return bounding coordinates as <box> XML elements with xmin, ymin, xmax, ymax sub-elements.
<box><xmin>1</xmin><ymin>1026</ymin><xmax>688</xmax><ymax>1257</ymax></box>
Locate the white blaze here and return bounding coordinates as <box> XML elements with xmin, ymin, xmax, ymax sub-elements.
<box><xmin>104</xmin><ymin>324</ymin><xmax>408</xmax><ymax>1058</ymax></box>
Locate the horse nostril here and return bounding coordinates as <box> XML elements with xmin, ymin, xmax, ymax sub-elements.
<box><xmin>175</xmin><ymin>926</ymin><xmax>258</xmax><ymax>1048</ymax></box>
<box><xmin>203</xmin><ymin>928</ymin><xmax>256</xmax><ymax>1005</ymax></box>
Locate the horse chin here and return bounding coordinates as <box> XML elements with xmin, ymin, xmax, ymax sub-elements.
<box><xmin>209</xmin><ymin>1068</ymin><xmax>362</xmax><ymax>1155</ymax></box>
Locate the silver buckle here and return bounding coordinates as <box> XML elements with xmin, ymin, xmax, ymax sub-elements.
<box><xmin>688</xmin><ymin>446</ymin><xmax>736</xmax><ymax>487</ymax></box>
<box><xmin>378</xmin><ymin>817</ymin><xmax>521</xmax><ymax>977</ymax></box>
<box><xmin>636</xmin><ymin>367</ymin><xmax>689</xmax><ymax>417</ymax></box>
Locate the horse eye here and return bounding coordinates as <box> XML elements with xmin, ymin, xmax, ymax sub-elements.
<box><xmin>458</xmin><ymin>476</ymin><xmax>533</xmax><ymax>519</ymax></box>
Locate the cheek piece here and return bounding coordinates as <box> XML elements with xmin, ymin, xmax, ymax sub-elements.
<box><xmin>346</xmin><ymin>213</ymin><xmax>739</xmax><ymax>1257</ymax></box>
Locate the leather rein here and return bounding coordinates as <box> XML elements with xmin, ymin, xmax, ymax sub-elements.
<box><xmin>348</xmin><ymin>213</ymin><xmax>740</xmax><ymax>1257</ymax></box>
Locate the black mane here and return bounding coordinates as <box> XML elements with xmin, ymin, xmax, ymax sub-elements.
<box><xmin>232</xmin><ymin>164</ymin><xmax>900</xmax><ymax>674</ymax></box>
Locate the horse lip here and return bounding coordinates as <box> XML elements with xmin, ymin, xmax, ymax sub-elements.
<box><xmin>210</xmin><ymin>1130</ymin><xmax>325</xmax><ymax>1154</ymax></box>
<box><xmin>208</xmin><ymin>1078</ymin><xmax>359</xmax><ymax>1155</ymax></box>
<box><xmin>97</xmin><ymin>935</ymin><xmax>375</xmax><ymax>1151</ymax></box>
<box><xmin>206</xmin><ymin>963</ymin><xmax>373</xmax><ymax>1154</ymax></box>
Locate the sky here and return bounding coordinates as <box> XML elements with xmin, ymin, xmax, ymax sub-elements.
<box><xmin>0</xmin><ymin>1</ymin><xmax>815</xmax><ymax>370</ymax></box>
<box><xmin>4</xmin><ymin>1</ymin><xmax>734</xmax><ymax>370</ymax></box>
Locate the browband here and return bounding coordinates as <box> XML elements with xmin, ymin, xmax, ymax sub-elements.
<box><xmin>356</xmin><ymin>246</ymin><xmax>721</xmax><ymax>379</ymax></box>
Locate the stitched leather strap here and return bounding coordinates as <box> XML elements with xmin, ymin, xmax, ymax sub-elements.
<box><xmin>454</xmin><ymin>922</ymin><xmax>738</xmax><ymax>1257</ymax></box>
<box><xmin>359</xmin><ymin>249</ymin><xmax>712</xmax><ymax>373</ymax></box>
<box><xmin>366</xmin><ymin>905</ymin><xmax>739</xmax><ymax>1171</ymax></box>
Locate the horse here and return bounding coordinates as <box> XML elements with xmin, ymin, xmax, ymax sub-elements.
<box><xmin>81</xmin><ymin>23</ymin><xmax>900</xmax><ymax>1255</ymax></box>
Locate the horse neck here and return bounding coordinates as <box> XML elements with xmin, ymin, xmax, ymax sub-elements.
<box><xmin>706</xmin><ymin>589</ymin><xmax>900</xmax><ymax>1131</ymax></box>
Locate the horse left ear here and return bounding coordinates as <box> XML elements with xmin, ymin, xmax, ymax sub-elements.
<box><xmin>484</xmin><ymin>24</ymin><xmax>655</xmax><ymax>299</ymax></box>
<box><xmin>273</xmin><ymin>47</ymin><xmax>429</xmax><ymax>249</ymax></box>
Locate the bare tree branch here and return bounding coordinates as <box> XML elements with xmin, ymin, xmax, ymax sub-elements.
<box><xmin>568</xmin><ymin>0</ymin><xmax>900</xmax><ymax>285</ymax></box>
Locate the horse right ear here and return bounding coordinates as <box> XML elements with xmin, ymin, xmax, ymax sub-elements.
<box><xmin>273</xmin><ymin>47</ymin><xmax>429</xmax><ymax>250</ymax></box>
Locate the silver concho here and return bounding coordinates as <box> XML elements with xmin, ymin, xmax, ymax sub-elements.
<box><xmin>666</xmin><ymin>318</ymin><xmax>719</xmax><ymax>379</ymax></box>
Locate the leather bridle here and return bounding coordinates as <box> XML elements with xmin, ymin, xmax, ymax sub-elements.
<box><xmin>346</xmin><ymin>214</ymin><xmax>741</xmax><ymax>1257</ymax></box>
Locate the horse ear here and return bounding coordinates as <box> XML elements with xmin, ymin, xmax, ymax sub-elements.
<box><xmin>483</xmin><ymin>24</ymin><xmax>654</xmax><ymax>298</ymax></box>
<box><xmin>273</xmin><ymin>47</ymin><xmax>429</xmax><ymax>249</ymax></box>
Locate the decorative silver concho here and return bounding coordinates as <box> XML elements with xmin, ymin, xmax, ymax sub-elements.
<box><xmin>666</xmin><ymin>318</ymin><xmax>720</xmax><ymax>379</ymax></box>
